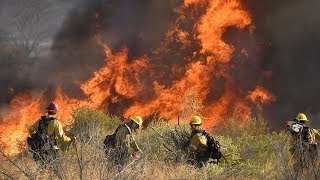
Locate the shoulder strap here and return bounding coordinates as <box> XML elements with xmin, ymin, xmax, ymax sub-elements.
<box><xmin>113</xmin><ymin>124</ymin><xmax>122</xmax><ymax>134</ymax></box>
<box><xmin>299</xmin><ymin>126</ymin><xmax>310</xmax><ymax>134</ymax></box>
<box><xmin>201</xmin><ymin>130</ymin><xmax>208</xmax><ymax>136</ymax></box>
<box><xmin>202</xmin><ymin>130</ymin><xmax>215</xmax><ymax>142</ymax></box>
<box><xmin>37</xmin><ymin>116</ymin><xmax>46</xmax><ymax>131</ymax></box>
<box><xmin>123</xmin><ymin>124</ymin><xmax>132</xmax><ymax>134</ymax></box>
<box><xmin>190</xmin><ymin>130</ymin><xmax>205</xmax><ymax>138</ymax></box>
<box><xmin>114</xmin><ymin>124</ymin><xmax>132</xmax><ymax>135</ymax></box>
<box><xmin>37</xmin><ymin>116</ymin><xmax>56</xmax><ymax>134</ymax></box>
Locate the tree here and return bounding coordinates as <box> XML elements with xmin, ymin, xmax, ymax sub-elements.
<box><xmin>6</xmin><ymin>0</ymin><xmax>57</xmax><ymax>56</ymax></box>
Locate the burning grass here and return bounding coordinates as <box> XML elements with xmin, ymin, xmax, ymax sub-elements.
<box><xmin>0</xmin><ymin>107</ymin><xmax>319</xmax><ymax>179</ymax></box>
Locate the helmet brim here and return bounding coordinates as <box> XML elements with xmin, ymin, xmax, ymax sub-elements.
<box><xmin>47</xmin><ymin>109</ymin><xmax>58</xmax><ymax>112</ymax></box>
<box><xmin>190</xmin><ymin>123</ymin><xmax>202</xmax><ymax>125</ymax></box>
<box><xmin>131</xmin><ymin>119</ymin><xmax>142</xmax><ymax>127</ymax></box>
<box><xmin>295</xmin><ymin>118</ymin><xmax>308</xmax><ymax>122</ymax></box>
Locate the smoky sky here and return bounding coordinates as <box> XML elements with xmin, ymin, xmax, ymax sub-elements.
<box><xmin>243</xmin><ymin>0</ymin><xmax>320</xmax><ymax>128</ymax></box>
<box><xmin>47</xmin><ymin>0</ymin><xmax>175</xmax><ymax>99</ymax></box>
<box><xmin>2</xmin><ymin>0</ymin><xmax>320</xmax><ymax>129</ymax></box>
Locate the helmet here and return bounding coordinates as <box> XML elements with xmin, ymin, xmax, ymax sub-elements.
<box><xmin>47</xmin><ymin>102</ymin><xmax>59</xmax><ymax>112</ymax></box>
<box><xmin>190</xmin><ymin>115</ymin><xmax>202</xmax><ymax>125</ymax></box>
<box><xmin>295</xmin><ymin>113</ymin><xmax>308</xmax><ymax>121</ymax></box>
<box><xmin>130</xmin><ymin>116</ymin><xmax>143</xmax><ymax>127</ymax></box>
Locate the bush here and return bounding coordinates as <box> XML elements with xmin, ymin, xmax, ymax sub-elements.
<box><xmin>2</xmin><ymin>108</ymin><xmax>320</xmax><ymax>179</ymax></box>
<box><xmin>203</xmin><ymin>117</ymin><xmax>287</xmax><ymax>178</ymax></box>
<box><xmin>135</xmin><ymin>121</ymin><xmax>190</xmax><ymax>162</ymax></box>
<box><xmin>68</xmin><ymin>107</ymin><xmax>122</xmax><ymax>144</ymax></box>
<box><xmin>214</xmin><ymin>116</ymin><xmax>268</xmax><ymax>137</ymax></box>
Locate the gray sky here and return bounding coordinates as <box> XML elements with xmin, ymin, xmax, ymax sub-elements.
<box><xmin>0</xmin><ymin>0</ymin><xmax>76</xmax><ymax>56</ymax></box>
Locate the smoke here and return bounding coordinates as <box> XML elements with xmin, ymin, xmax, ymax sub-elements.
<box><xmin>47</xmin><ymin>0</ymin><xmax>176</xmax><ymax>98</ymax></box>
<box><xmin>244</xmin><ymin>0</ymin><xmax>320</xmax><ymax>128</ymax></box>
<box><xmin>0</xmin><ymin>0</ymin><xmax>74</xmax><ymax>104</ymax></box>
<box><xmin>0</xmin><ymin>0</ymin><xmax>176</xmax><ymax>100</ymax></box>
<box><xmin>2</xmin><ymin>0</ymin><xmax>320</xmax><ymax>128</ymax></box>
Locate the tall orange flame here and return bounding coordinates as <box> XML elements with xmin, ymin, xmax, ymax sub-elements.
<box><xmin>0</xmin><ymin>92</ymin><xmax>43</xmax><ymax>154</ymax></box>
<box><xmin>0</xmin><ymin>0</ymin><xmax>275</xmax><ymax>155</ymax></box>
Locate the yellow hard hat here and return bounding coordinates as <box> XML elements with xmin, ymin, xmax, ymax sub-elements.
<box><xmin>295</xmin><ymin>113</ymin><xmax>308</xmax><ymax>121</ymax></box>
<box><xmin>130</xmin><ymin>116</ymin><xmax>143</xmax><ymax>127</ymax></box>
<box><xmin>190</xmin><ymin>115</ymin><xmax>202</xmax><ymax>125</ymax></box>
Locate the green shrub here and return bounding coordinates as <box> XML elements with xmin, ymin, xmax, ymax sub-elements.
<box><xmin>202</xmin><ymin>117</ymin><xmax>284</xmax><ymax>178</ymax></box>
<box><xmin>4</xmin><ymin>109</ymin><xmax>319</xmax><ymax>179</ymax></box>
<box><xmin>215</xmin><ymin>135</ymin><xmax>241</xmax><ymax>165</ymax></box>
<box><xmin>214</xmin><ymin>116</ymin><xmax>268</xmax><ymax>137</ymax></box>
<box><xmin>135</xmin><ymin>121</ymin><xmax>191</xmax><ymax>163</ymax></box>
<box><xmin>68</xmin><ymin>107</ymin><xmax>122</xmax><ymax>143</ymax></box>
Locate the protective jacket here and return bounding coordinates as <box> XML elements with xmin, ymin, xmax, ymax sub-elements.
<box><xmin>288</xmin><ymin>122</ymin><xmax>320</xmax><ymax>146</ymax></box>
<box><xmin>287</xmin><ymin>122</ymin><xmax>320</xmax><ymax>170</ymax></box>
<box><xmin>29</xmin><ymin>115</ymin><xmax>71</xmax><ymax>150</ymax></box>
<box><xmin>293</xmin><ymin>128</ymin><xmax>320</xmax><ymax>144</ymax></box>
<box><xmin>188</xmin><ymin>130</ymin><xmax>208</xmax><ymax>153</ymax></box>
<box><xmin>114</xmin><ymin>124</ymin><xmax>140</xmax><ymax>155</ymax></box>
<box><xmin>310</xmin><ymin>128</ymin><xmax>320</xmax><ymax>143</ymax></box>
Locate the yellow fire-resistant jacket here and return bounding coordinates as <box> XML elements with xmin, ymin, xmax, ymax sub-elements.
<box><xmin>291</xmin><ymin>128</ymin><xmax>320</xmax><ymax>144</ymax></box>
<box><xmin>29</xmin><ymin>115</ymin><xmax>71</xmax><ymax>150</ymax></box>
<box><xmin>188</xmin><ymin>131</ymin><xmax>208</xmax><ymax>153</ymax></box>
<box><xmin>289</xmin><ymin>123</ymin><xmax>320</xmax><ymax>149</ymax></box>
<box><xmin>114</xmin><ymin>124</ymin><xmax>140</xmax><ymax>155</ymax></box>
<box><xmin>310</xmin><ymin>128</ymin><xmax>320</xmax><ymax>143</ymax></box>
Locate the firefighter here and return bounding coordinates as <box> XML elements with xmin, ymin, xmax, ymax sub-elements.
<box><xmin>27</xmin><ymin>102</ymin><xmax>75</xmax><ymax>177</ymax></box>
<box><xmin>113</xmin><ymin>115</ymin><xmax>143</xmax><ymax>165</ymax></box>
<box><xmin>287</xmin><ymin>113</ymin><xmax>320</xmax><ymax>171</ymax></box>
<box><xmin>187</xmin><ymin>115</ymin><xmax>221</xmax><ymax>167</ymax></box>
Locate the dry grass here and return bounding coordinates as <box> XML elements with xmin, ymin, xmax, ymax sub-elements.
<box><xmin>1</xmin><ymin>108</ymin><xmax>320</xmax><ymax>179</ymax></box>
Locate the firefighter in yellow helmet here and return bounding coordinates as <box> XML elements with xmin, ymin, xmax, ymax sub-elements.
<box><xmin>113</xmin><ymin>115</ymin><xmax>143</xmax><ymax>165</ymax></box>
<box><xmin>286</xmin><ymin>113</ymin><xmax>320</xmax><ymax>171</ymax></box>
<box><xmin>27</xmin><ymin>102</ymin><xmax>76</xmax><ymax>178</ymax></box>
<box><xmin>187</xmin><ymin>115</ymin><xmax>221</xmax><ymax>167</ymax></box>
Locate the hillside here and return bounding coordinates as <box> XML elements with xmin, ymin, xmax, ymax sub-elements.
<box><xmin>0</xmin><ymin>108</ymin><xmax>319</xmax><ymax>179</ymax></box>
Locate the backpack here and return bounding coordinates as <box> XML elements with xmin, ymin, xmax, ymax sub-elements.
<box><xmin>202</xmin><ymin>131</ymin><xmax>222</xmax><ymax>160</ymax></box>
<box><xmin>103</xmin><ymin>134</ymin><xmax>116</xmax><ymax>150</ymax></box>
<box><xmin>103</xmin><ymin>124</ymin><xmax>125</xmax><ymax>151</ymax></box>
<box><xmin>289</xmin><ymin>122</ymin><xmax>313</xmax><ymax>143</ymax></box>
<box><xmin>299</xmin><ymin>127</ymin><xmax>313</xmax><ymax>143</ymax></box>
<box><xmin>27</xmin><ymin>116</ymin><xmax>56</xmax><ymax>152</ymax></box>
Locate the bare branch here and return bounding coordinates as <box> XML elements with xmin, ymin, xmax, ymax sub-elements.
<box><xmin>0</xmin><ymin>149</ymin><xmax>34</xmax><ymax>179</ymax></box>
<box><xmin>6</xmin><ymin>0</ymin><xmax>57</xmax><ymax>56</ymax></box>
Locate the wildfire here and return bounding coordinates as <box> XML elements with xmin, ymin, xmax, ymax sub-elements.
<box><xmin>0</xmin><ymin>0</ymin><xmax>275</xmax><ymax>156</ymax></box>
<box><xmin>248</xmin><ymin>86</ymin><xmax>276</xmax><ymax>111</ymax></box>
<box><xmin>197</xmin><ymin>0</ymin><xmax>251</xmax><ymax>62</ymax></box>
<box><xmin>184</xmin><ymin>0</ymin><xmax>204</xmax><ymax>6</ymax></box>
<box><xmin>0</xmin><ymin>92</ymin><xmax>43</xmax><ymax>155</ymax></box>
<box><xmin>81</xmin><ymin>44</ymin><xmax>150</xmax><ymax>108</ymax></box>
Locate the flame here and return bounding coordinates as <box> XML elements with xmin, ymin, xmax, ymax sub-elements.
<box><xmin>0</xmin><ymin>0</ymin><xmax>276</xmax><ymax>155</ymax></box>
<box><xmin>81</xmin><ymin>44</ymin><xmax>150</xmax><ymax>107</ymax></box>
<box><xmin>124</xmin><ymin>0</ymin><xmax>253</xmax><ymax>126</ymax></box>
<box><xmin>184</xmin><ymin>0</ymin><xmax>203</xmax><ymax>6</ymax></box>
<box><xmin>0</xmin><ymin>92</ymin><xmax>43</xmax><ymax>155</ymax></box>
<box><xmin>248</xmin><ymin>86</ymin><xmax>276</xmax><ymax>111</ymax></box>
<box><xmin>0</xmin><ymin>88</ymin><xmax>90</xmax><ymax>155</ymax></box>
<box><xmin>124</xmin><ymin>61</ymin><xmax>209</xmax><ymax>119</ymax></box>
<box><xmin>54</xmin><ymin>88</ymin><xmax>90</xmax><ymax>123</ymax></box>
<box><xmin>198</xmin><ymin>0</ymin><xmax>251</xmax><ymax>63</ymax></box>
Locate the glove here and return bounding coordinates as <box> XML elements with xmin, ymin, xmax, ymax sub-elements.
<box><xmin>133</xmin><ymin>150</ymin><xmax>143</xmax><ymax>160</ymax></box>
<box><xmin>70</xmin><ymin>136</ymin><xmax>77</xmax><ymax>145</ymax></box>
